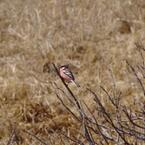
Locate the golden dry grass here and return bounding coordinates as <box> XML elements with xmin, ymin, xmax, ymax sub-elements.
<box><xmin>0</xmin><ymin>0</ymin><xmax>145</xmax><ymax>144</ymax></box>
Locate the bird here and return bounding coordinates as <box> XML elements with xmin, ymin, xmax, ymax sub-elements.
<box><xmin>59</xmin><ymin>65</ymin><xmax>80</xmax><ymax>87</ymax></box>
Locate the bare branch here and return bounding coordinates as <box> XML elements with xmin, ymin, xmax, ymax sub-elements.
<box><xmin>7</xmin><ymin>128</ymin><xmax>16</xmax><ymax>145</ymax></box>
<box><xmin>88</xmin><ymin>88</ymin><xmax>131</xmax><ymax>145</ymax></box>
<box><xmin>52</xmin><ymin>63</ymin><xmax>83</xmax><ymax>119</ymax></box>
<box><xmin>123</xmin><ymin>107</ymin><xmax>145</xmax><ymax>129</ymax></box>
<box><xmin>59</xmin><ymin>131</ymin><xmax>85</xmax><ymax>145</ymax></box>
<box><xmin>22</xmin><ymin>130</ymin><xmax>49</xmax><ymax>145</ymax></box>
<box><xmin>126</xmin><ymin>60</ymin><xmax>145</xmax><ymax>97</ymax></box>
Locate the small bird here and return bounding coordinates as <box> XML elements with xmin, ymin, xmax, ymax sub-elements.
<box><xmin>59</xmin><ymin>65</ymin><xmax>80</xmax><ymax>87</ymax></box>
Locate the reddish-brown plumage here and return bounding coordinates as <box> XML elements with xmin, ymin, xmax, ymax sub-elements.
<box><xmin>59</xmin><ymin>65</ymin><xmax>80</xmax><ymax>87</ymax></box>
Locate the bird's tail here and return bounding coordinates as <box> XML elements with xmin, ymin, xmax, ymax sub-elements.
<box><xmin>72</xmin><ymin>80</ymin><xmax>80</xmax><ymax>87</ymax></box>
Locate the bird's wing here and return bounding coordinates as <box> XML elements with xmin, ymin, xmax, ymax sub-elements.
<box><xmin>64</xmin><ymin>69</ymin><xmax>75</xmax><ymax>80</ymax></box>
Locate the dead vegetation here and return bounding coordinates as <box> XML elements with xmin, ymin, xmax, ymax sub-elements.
<box><xmin>0</xmin><ymin>0</ymin><xmax>145</xmax><ymax>144</ymax></box>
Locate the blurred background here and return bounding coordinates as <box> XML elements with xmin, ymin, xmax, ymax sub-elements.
<box><xmin>0</xmin><ymin>0</ymin><xmax>145</xmax><ymax>144</ymax></box>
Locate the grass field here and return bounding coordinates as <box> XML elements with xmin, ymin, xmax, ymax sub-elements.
<box><xmin>0</xmin><ymin>0</ymin><xmax>145</xmax><ymax>144</ymax></box>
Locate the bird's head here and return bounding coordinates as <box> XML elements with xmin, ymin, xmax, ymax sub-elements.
<box><xmin>59</xmin><ymin>64</ymin><xmax>69</xmax><ymax>70</ymax></box>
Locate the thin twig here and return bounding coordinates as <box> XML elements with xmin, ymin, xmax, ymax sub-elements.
<box><xmin>22</xmin><ymin>130</ymin><xmax>49</xmax><ymax>145</ymax></box>
<box><xmin>126</xmin><ymin>60</ymin><xmax>145</xmax><ymax>97</ymax></box>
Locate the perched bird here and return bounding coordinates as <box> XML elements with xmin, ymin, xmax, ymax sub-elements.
<box><xmin>59</xmin><ymin>65</ymin><xmax>80</xmax><ymax>87</ymax></box>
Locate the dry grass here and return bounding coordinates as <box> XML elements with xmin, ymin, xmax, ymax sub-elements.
<box><xmin>0</xmin><ymin>0</ymin><xmax>145</xmax><ymax>144</ymax></box>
